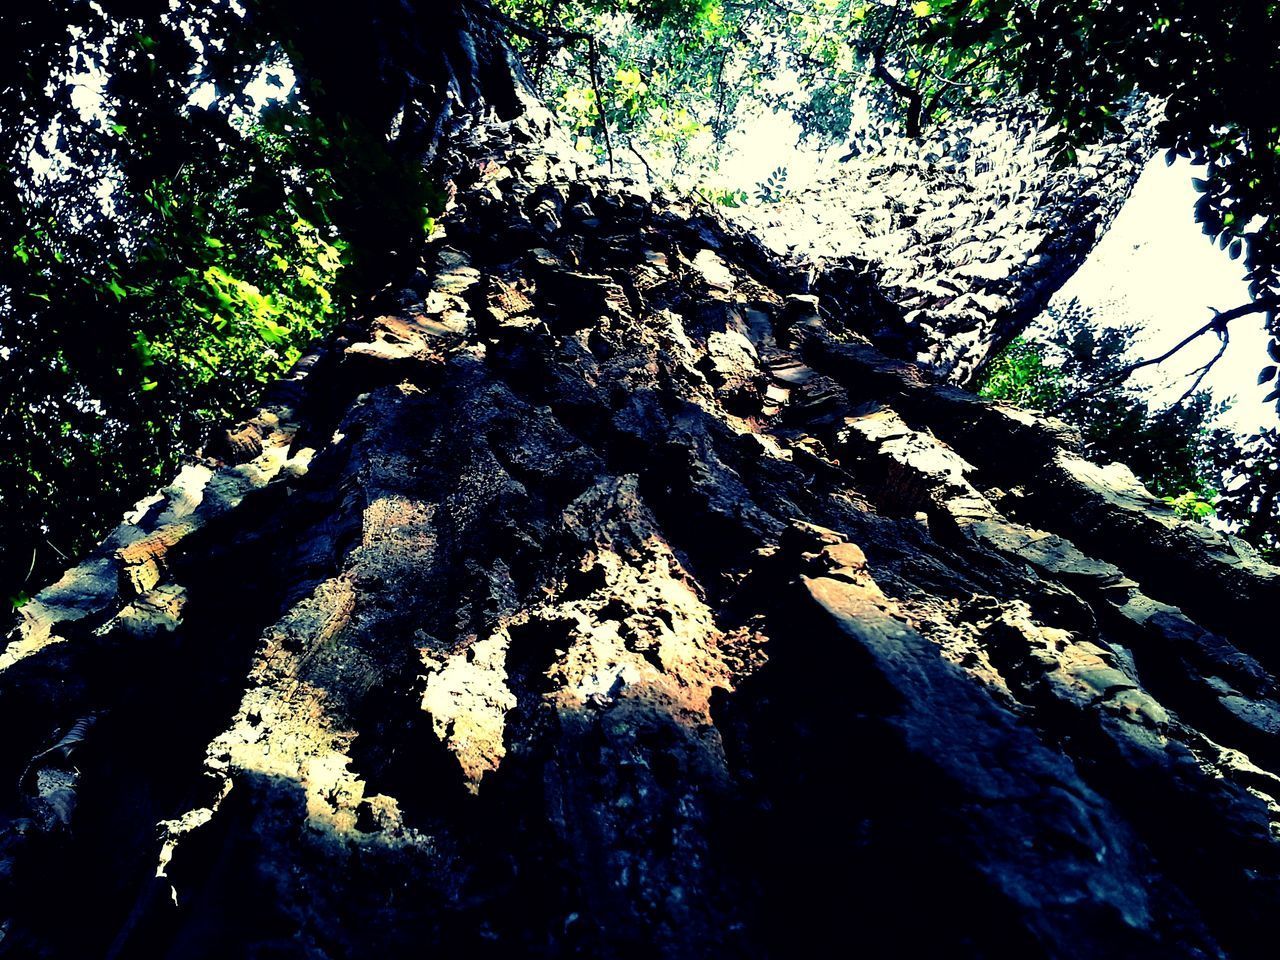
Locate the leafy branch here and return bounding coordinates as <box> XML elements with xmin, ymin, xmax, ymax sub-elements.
<box><xmin>1051</xmin><ymin>296</ymin><xmax>1280</xmax><ymax>415</ymax></box>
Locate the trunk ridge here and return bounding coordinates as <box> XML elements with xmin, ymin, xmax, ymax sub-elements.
<box><xmin>1</xmin><ymin>114</ymin><xmax>1276</xmax><ymax>959</ymax></box>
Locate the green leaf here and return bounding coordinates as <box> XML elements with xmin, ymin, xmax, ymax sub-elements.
<box><xmin>132</xmin><ymin>332</ymin><xmax>155</xmax><ymax>367</ymax></box>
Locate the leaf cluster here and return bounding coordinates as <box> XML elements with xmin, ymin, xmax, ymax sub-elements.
<box><xmin>979</xmin><ymin>300</ymin><xmax>1279</xmax><ymax>558</ymax></box>
<box><xmin>0</xmin><ymin>2</ymin><xmax>447</xmax><ymax>610</ymax></box>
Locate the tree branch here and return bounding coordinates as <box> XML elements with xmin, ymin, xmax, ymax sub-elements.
<box><xmin>1173</xmin><ymin>326</ymin><xmax>1229</xmax><ymax>407</ymax></box>
<box><xmin>588</xmin><ymin>38</ymin><xmax>615</xmax><ymax>173</ymax></box>
<box><xmin>871</xmin><ymin>51</ymin><xmax>923</xmax><ymax>139</ymax></box>
<box><xmin>921</xmin><ymin>42</ymin><xmax>1010</xmax><ymax>116</ymax></box>
<box><xmin>1050</xmin><ymin>296</ymin><xmax>1280</xmax><ymax>414</ymax></box>
<box><xmin>627</xmin><ymin>140</ymin><xmax>656</xmax><ymax>181</ymax></box>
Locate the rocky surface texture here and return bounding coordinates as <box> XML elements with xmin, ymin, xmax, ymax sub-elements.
<box><xmin>732</xmin><ymin>102</ymin><xmax>1158</xmax><ymax>383</ymax></box>
<box><xmin>1</xmin><ymin>112</ymin><xmax>1277</xmax><ymax>959</ymax></box>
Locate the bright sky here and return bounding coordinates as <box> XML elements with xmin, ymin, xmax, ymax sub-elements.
<box><xmin>717</xmin><ymin>97</ymin><xmax>844</xmax><ymax>190</ymax></box>
<box><xmin>1053</xmin><ymin>157</ymin><xmax>1278</xmax><ymax>431</ymax></box>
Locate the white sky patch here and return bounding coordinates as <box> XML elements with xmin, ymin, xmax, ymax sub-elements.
<box><xmin>68</xmin><ymin>65</ymin><xmax>110</xmax><ymax>123</ymax></box>
<box><xmin>1051</xmin><ymin>157</ymin><xmax>1277</xmax><ymax>431</ymax></box>
<box><xmin>717</xmin><ymin>103</ymin><xmax>844</xmax><ymax>191</ymax></box>
<box><xmin>191</xmin><ymin>61</ymin><xmax>296</xmax><ymax>114</ymax></box>
<box><xmin>710</xmin><ymin>66</ymin><xmax>863</xmax><ymax>194</ymax></box>
<box><xmin>244</xmin><ymin>61</ymin><xmax>297</xmax><ymax>111</ymax></box>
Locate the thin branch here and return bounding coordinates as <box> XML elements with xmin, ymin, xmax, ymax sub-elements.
<box><xmin>1174</xmin><ymin>325</ymin><xmax>1229</xmax><ymax>406</ymax></box>
<box><xmin>923</xmin><ymin>42</ymin><xmax>1015</xmax><ymax>116</ymax></box>
<box><xmin>588</xmin><ymin>38</ymin><xmax>615</xmax><ymax>173</ymax></box>
<box><xmin>726</xmin><ymin>0</ymin><xmax>800</xmax><ymax>16</ymax></box>
<box><xmin>627</xmin><ymin>140</ymin><xmax>656</xmax><ymax>181</ymax></box>
<box><xmin>1050</xmin><ymin>296</ymin><xmax>1280</xmax><ymax>414</ymax></box>
<box><xmin>691</xmin><ymin>186</ymin><xmax>715</xmax><ymax>207</ymax></box>
<box><xmin>789</xmin><ymin>50</ymin><xmax>856</xmax><ymax>87</ymax></box>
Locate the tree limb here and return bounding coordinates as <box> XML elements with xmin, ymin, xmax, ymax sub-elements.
<box><xmin>871</xmin><ymin>51</ymin><xmax>923</xmax><ymax>139</ymax></box>
<box><xmin>588</xmin><ymin>38</ymin><xmax>615</xmax><ymax>173</ymax></box>
<box><xmin>1050</xmin><ymin>296</ymin><xmax>1280</xmax><ymax>415</ymax></box>
<box><xmin>1173</xmin><ymin>325</ymin><xmax>1229</xmax><ymax>407</ymax></box>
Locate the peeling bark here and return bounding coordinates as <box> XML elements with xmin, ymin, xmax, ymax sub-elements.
<box><xmin>0</xmin><ymin>112</ymin><xmax>1277</xmax><ymax>959</ymax></box>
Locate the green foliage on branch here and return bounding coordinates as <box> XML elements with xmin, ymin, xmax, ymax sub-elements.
<box><xmin>1163</xmin><ymin>489</ymin><xmax>1217</xmax><ymax>522</ymax></box>
<box><xmin>977</xmin><ymin>337</ymin><xmax>1065</xmax><ymax>410</ymax></box>
<box><xmin>0</xmin><ymin>3</ymin><xmax>434</xmax><ymax>610</ymax></box>
<box><xmin>977</xmin><ymin>302</ymin><xmax>1280</xmax><ymax>558</ymax></box>
<box><xmin>498</xmin><ymin>0</ymin><xmax>755</xmax><ymax>176</ymax></box>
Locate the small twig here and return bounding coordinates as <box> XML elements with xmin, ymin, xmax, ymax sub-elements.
<box><xmin>730</xmin><ymin>0</ymin><xmax>799</xmax><ymax>15</ymax></box>
<box><xmin>789</xmin><ymin>50</ymin><xmax>856</xmax><ymax>87</ymax></box>
<box><xmin>627</xmin><ymin>140</ymin><xmax>656</xmax><ymax>181</ymax></box>
<box><xmin>904</xmin><ymin>41</ymin><xmax>1007</xmax><ymax>121</ymax></box>
<box><xmin>1051</xmin><ymin>296</ymin><xmax>1280</xmax><ymax>414</ymax></box>
<box><xmin>1173</xmin><ymin>326</ymin><xmax>1229</xmax><ymax>406</ymax></box>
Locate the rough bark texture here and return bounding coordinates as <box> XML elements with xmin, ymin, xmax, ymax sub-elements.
<box><xmin>2</xmin><ymin>112</ymin><xmax>1279</xmax><ymax>959</ymax></box>
<box><xmin>734</xmin><ymin>102</ymin><xmax>1158</xmax><ymax>384</ymax></box>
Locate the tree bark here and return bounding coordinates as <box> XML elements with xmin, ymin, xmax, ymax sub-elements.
<box><xmin>736</xmin><ymin>99</ymin><xmax>1158</xmax><ymax>385</ymax></box>
<box><xmin>1</xmin><ymin>101</ymin><xmax>1279</xmax><ymax>960</ymax></box>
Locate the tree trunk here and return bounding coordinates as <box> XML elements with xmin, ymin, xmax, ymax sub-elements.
<box><xmin>736</xmin><ymin>100</ymin><xmax>1158</xmax><ymax>385</ymax></box>
<box><xmin>2</xmin><ymin>101</ymin><xmax>1280</xmax><ymax>960</ymax></box>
